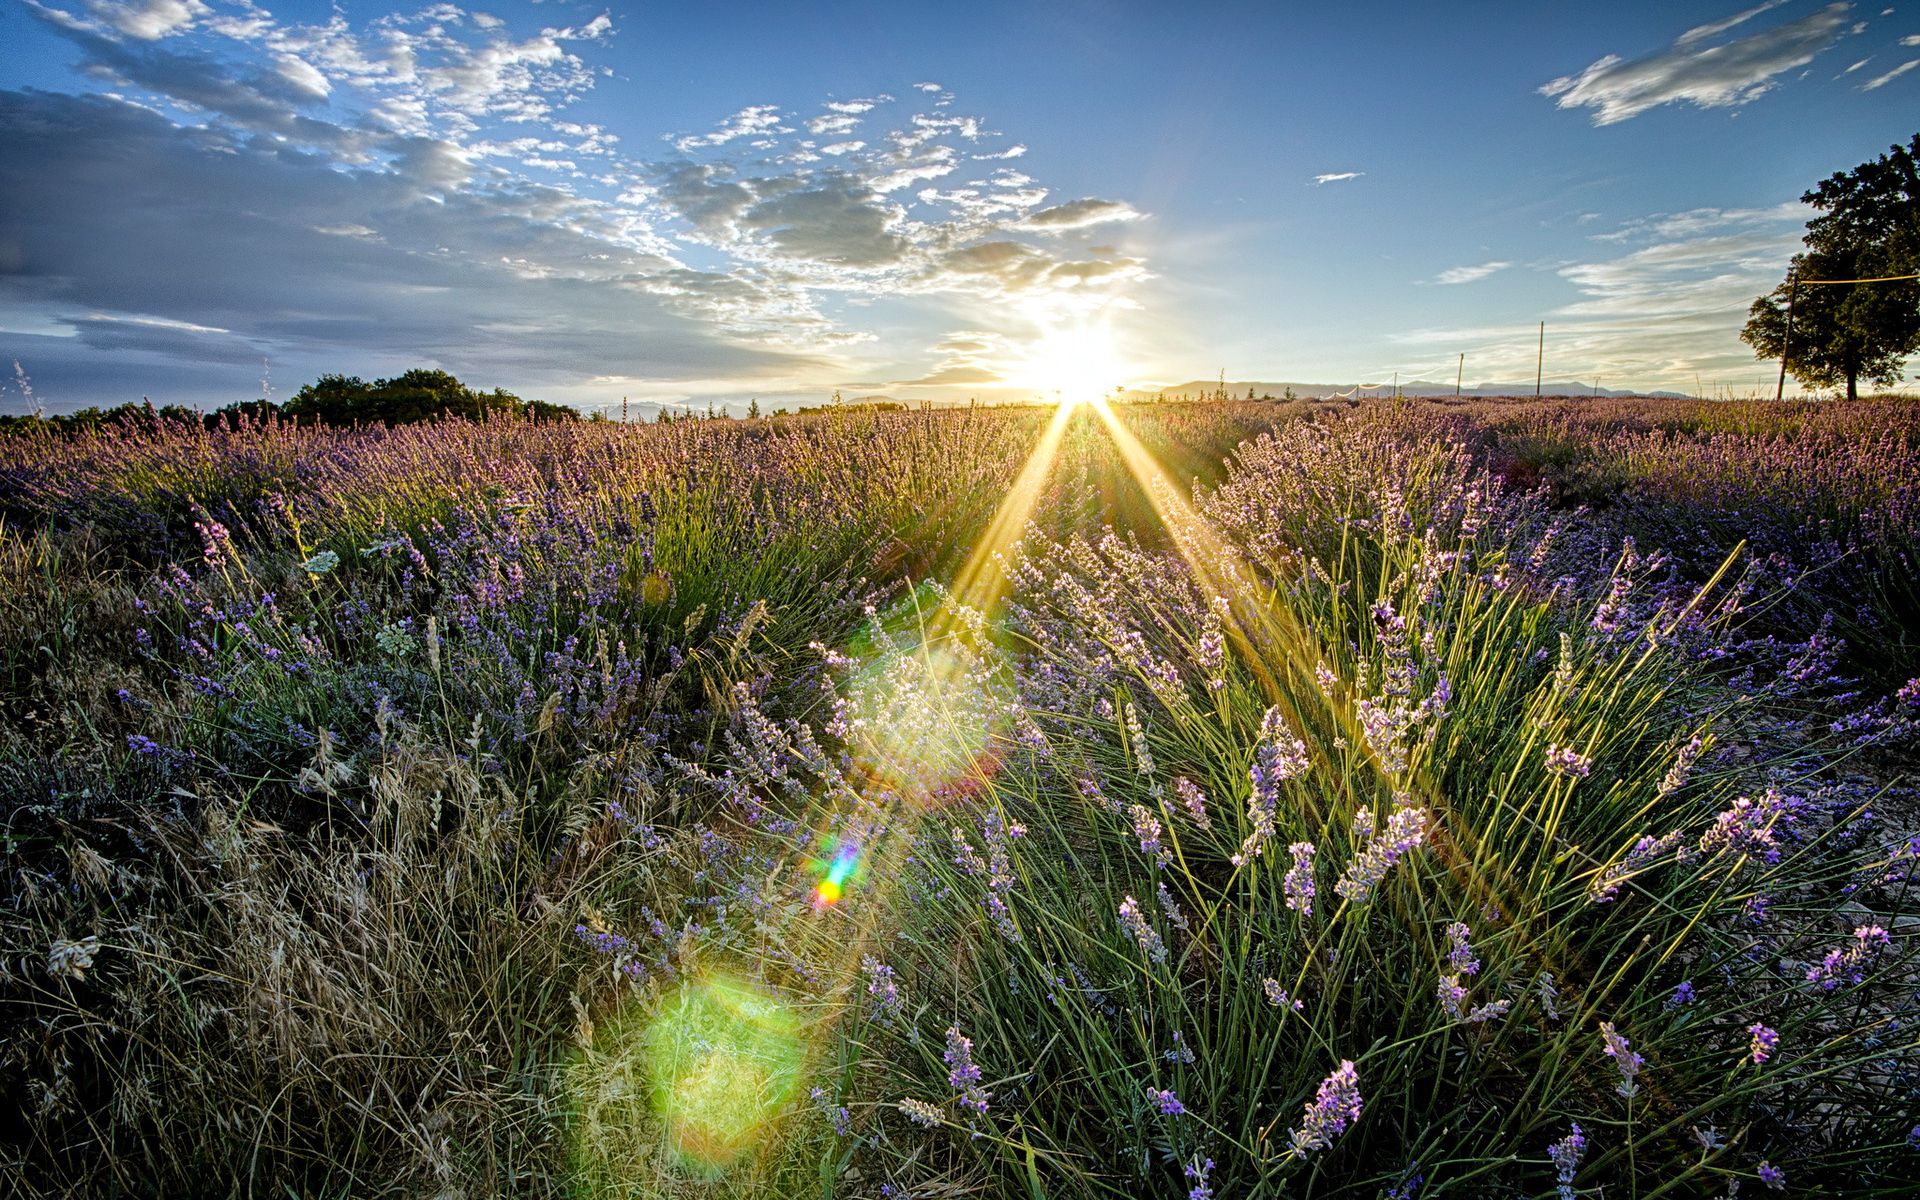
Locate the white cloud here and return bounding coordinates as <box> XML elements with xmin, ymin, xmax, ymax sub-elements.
<box><xmin>1541</xmin><ymin>2</ymin><xmax>1854</xmax><ymax>124</ymax></box>
<box><xmin>674</xmin><ymin>105</ymin><xmax>785</xmax><ymax>151</ymax></box>
<box><xmin>1862</xmin><ymin>56</ymin><xmax>1920</xmax><ymax>84</ymax></box>
<box><xmin>914</xmin><ymin>81</ymin><xmax>942</xmax><ymax>91</ymax></box>
<box><xmin>1432</xmin><ymin>261</ymin><xmax>1510</xmax><ymax>285</ymax></box>
<box><xmin>1312</xmin><ymin>171</ymin><xmax>1362</xmax><ymax>185</ymax></box>
<box><xmin>1677</xmin><ymin>0</ymin><xmax>1787</xmax><ymax>44</ymax></box>
<box><xmin>6</xmin><ymin>2</ymin><xmax>1152</xmax><ymax>405</ymax></box>
<box><xmin>79</xmin><ymin>0</ymin><xmax>209</xmax><ymax>40</ymax></box>
<box><xmin>1841</xmin><ymin>56</ymin><xmax>1873</xmax><ymax>72</ymax></box>
<box><xmin>1902</xmin><ymin>33</ymin><xmax>1920</xmax><ymax>44</ymax></box>
<box><xmin>1022</xmin><ymin>198</ymin><xmax>1143</xmax><ymax>231</ymax></box>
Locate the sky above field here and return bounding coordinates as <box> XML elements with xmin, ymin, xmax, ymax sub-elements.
<box><xmin>1</xmin><ymin>0</ymin><xmax>1916</xmax><ymax>412</ymax></box>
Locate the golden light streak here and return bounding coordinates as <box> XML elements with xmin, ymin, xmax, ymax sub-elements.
<box><xmin>941</xmin><ymin>398</ymin><xmax>1076</xmax><ymax>620</ymax></box>
<box><xmin>1087</xmin><ymin>396</ymin><xmax>1649</xmax><ymax>1138</ymax></box>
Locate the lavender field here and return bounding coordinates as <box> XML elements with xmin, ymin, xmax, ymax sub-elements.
<box><xmin>2</xmin><ymin>396</ymin><xmax>1918</xmax><ymax>1197</ymax></box>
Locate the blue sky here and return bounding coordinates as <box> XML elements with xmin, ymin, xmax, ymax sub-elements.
<box><xmin>1</xmin><ymin>0</ymin><xmax>1915</xmax><ymax>412</ymax></box>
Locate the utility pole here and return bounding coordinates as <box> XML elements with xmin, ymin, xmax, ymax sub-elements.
<box><xmin>1535</xmin><ymin>322</ymin><xmax>1544</xmax><ymax>397</ymax></box>
<box><xmin>1775</xmin><ymin>269</ymin><xmax>1797</xmax><ymax>402</ymax></box>
<box><xmin>1455</xmin><ymin>353</ymin><xmax>1463</xmax><ymax>397</ymax></box>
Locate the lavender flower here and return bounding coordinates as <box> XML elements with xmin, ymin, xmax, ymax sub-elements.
<box><xmin>1598</xmin><ymin>1021</ymin><xmax>1644</xmax><ymax>1099</ymax></box>
<box><xmin>1263</xmin><ymin>978</ymin><xmax>1304</xmax><ymax>1011</ymax></box>
<box><xmin>1119</xmin><ymin>894</ymin><xmax>1168</xmax><ymax>965</ymax></box>
<box><xmin>1284</xmin><ymin>841</ymin><xmax>1317</xmax><ymax>917</ymax></box>
<box><xmin>979</xmin><ymin>809</ymin><xmax>1026</xmax><ymax>942</ymax></box>
<box><xmin>1589</xmin><ymin>830</ymin><xmax>1686</xmax><ymax>904</ymax></box>
<box><xmin>1758</xmin><ymin>1161</ymin><xmax>1786</xmax><ymax>1190</ymax></box>
<box><xmin>1184</xmin><ymin>1156</ymin><xmax>1215</xmax><ymax>1200</ymax></box>
<box><xmin>1334</xmin><ymin>806</ymin><xmax>1430</xmax><ymax>905</ymax></box>
<box><xmin>1747</xmin><ymin>1024</ymin><xmax>1779</xmax><ymax>1065</ymax></box>
<box><xmin>944</xmin><ymin>1024</ymin><xmax>989</xmax><ymax>1115</ymax></box>
<box><xmin>1544</xmin><ymin>743</ymin><xmax>1593</xmax><ymax>779</ymax></box>
<box><xmin>1163</xmin><ymin>1029</ymin><xmax>1197</xmax><ymax>1064</ymax></box>
<box><xmin>899</xmin><ymin>1098</ymin><xmax>943</xmax><ymax>1128</ymax></box>
<box><xmin>1444</xmin><ymin>921</ymin><xmax>1480</xmax><ymax>975</ymax></box>
<box><xmin>1146</xmin><ymin>1087</ymin><xmax>1185</xmax><ymax>1116</ymax></box>
<box><xmin>810</xmin><ymin>1086</ymin><xmax>852</xmax><ymax>1137</ymax></box>
<box><xmin>1700</xmin><ymin>790</ymin><xmax>1801</xmax><ymax>864</ymax></box>
<box><xmin>1233</xmin><ymin>705</ymin><xmax>1310</xmax><ymax>865</ymax></box>
<box><xmin>1157</xmin><ymin>880</ymin><xmax>1191</xmax><ymax>932</ymax></box>
<box><xmin>1289</xmin><ymin>1059</ymin><xmax>1363</xmax><ymax>1157</ymax></box>
<box><xmin>863</xmin><ymin>955</ymin><xmax>905</xmax><ymax>1023</ymax></box>
<box><xmin>1436</xmin><ymin>972</ymin><xmax>1510</xmax><ymax>1024</ymax></box>
<box><xmin>1657</xmin><ymin>734</ymin><xmax>1706</xmax><ymax>799</ymax></box>
<box><xmin>1805</xmin><ymin>924</ymin><xmax>1890</xmax><ymax>989</ymax></box>
<box><xmin>1548</xmin><ymin>1123</ymin><xmax>1586</xmax><ymax>1200</ymax></box>
<box><xmin>1131</xmin><ymin>803</ymin><xmax>1171</xmax><ymax>868</ymax></box>
<box><xmin>1667</xmin><ymin>980</ymin><xmax>1697</xmax><ymax>1007</ymax></box>
<box><xmin>1174</xmin><ymin>776</ymin><xmax>1211</xmax><ymax>830</ymax></box>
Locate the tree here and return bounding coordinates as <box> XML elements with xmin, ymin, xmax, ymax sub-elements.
<box><xmin>1742</xmin><ymin>134</ymin><xmax>1920</xmax><ymax>400</ymax></box>
<box><xmin>747</xmin><ymin>397</ymin><xmax>761</xmax><ymax>419</ymax></box>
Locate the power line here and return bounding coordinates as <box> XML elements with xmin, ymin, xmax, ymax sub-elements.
<box><xmin>1795</xmin><ymin>272</ymin><xmax>1920</xmax><ymax>285</ymax></box>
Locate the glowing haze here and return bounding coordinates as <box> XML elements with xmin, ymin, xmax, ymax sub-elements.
<box><xmin>0</xmin><ymin>0</ymin><xmax>1914</xmax><ymax>412</ymax></box>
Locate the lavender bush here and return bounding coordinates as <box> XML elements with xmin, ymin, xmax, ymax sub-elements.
<box><xmin>1</xmin><ymin>398</ymin><xmax>1914</xmax><ymax>1197</ymax></box>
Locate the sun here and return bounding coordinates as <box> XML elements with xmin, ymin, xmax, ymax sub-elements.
<box><xmin>1014</xmin><ymin>321</ymin><xmax>1128</xmax><ymax>405</ymax></box>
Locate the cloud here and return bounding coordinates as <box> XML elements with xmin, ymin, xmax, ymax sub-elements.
<box><xmin>1390</xmin><ymin>204</ymin><xmax>1806</xmax><ymax>390</ymax></box>
<box><xmin>1676</xmin><ymin>0</ymin><xmax>1788</xmax><ymax>44</ymax></box>
<box><xmin>1432</xmin><ymin>261</ymin><xmax>1511</xmax><ymax>285</ymax></box>
<box><xmin>1905</xmin><ymin>34</ymin><xmax>1920</xmax><ymax>45</ymax></box>
<box><xmin>1312</xmin><ymin>171</ymin><xmax>1362</xmax><ymax>185</ymax></box>
<box><xmin>3</xmin><ymin>3</ymin><xmax>1152</xmax><ymax>407</ymax></box>
<box><xmin>674</xmin><ymin>105</ymin><xmax>785</xmax><ymax>151</ymax></box>
<box><xmin>76</xmin><ymin>0</ymin><xmax>211</xmax><ymax>40</ymax></box>
<box><xmin>1541</xmin><ymin>2</ymin><xmax>1854</xmax><ymax>124</ymax></box>
<box><xmin>1022</xmin><ymin>198</ymin><xmax>1144</xmax><ymax>231</ymax></box>
<box><xmin>1862</xmin><ymin>56</ymin><xmax>1920</xmax><ymax>84</ymax></box>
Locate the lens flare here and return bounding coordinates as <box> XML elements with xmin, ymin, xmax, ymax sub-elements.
<box><xmin>645</xmin><ymin>976</ymin><xmax>806</xmax><ymax>1172</ymax></box>
<box><xmin>567</xmin><ymin>974</ymin><xmax>808</xmax><ymax>1184</ymax></box>
<box><xmin>810</xmin><ymin>839</ymin><xmax>862</xmax><ymax>908</ymax></box>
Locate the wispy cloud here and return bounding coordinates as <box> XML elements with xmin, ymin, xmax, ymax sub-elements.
<box><xmin>1541</xmin><ymin>2</ymin><xmax>1855</xmax><ymax>124</ymax></box>
<box><xmin>1022</xmin><ymin>198</ymin><xmax>1144</xmax><ymax>231</ymax></box>
<box><xmin>1431</xmin><ymin>261</ymin><xmax>1510</xmax><ymax>285</ymax></box>
<box><xmin>1862</xmin><ymin>56</ymin><xmax>1920</xmax><ymax>85</ymax></box>
<box><xmin>1392</xmin><ymin>205</ymin><xmax>1807</xmax><ymax>390</ymax></box>
<box><xmin>1312</xmin><ymin>171</ymin><xmax>1362</xmax><ymax>185</ymax></box>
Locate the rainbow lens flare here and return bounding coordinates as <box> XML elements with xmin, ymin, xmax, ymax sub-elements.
<box><xmin>810</xmin><ymin>839</ymin><xmax>862</xmax><ymax>908</ymax></box>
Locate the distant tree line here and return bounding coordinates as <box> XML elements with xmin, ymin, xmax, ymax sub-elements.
<box><xmin>0</xmin><ymin>369</ymin><xmax>582</xmax><ymax>435</ymax></box>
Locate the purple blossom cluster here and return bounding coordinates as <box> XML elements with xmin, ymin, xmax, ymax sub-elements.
<box><xmin>1283</xmin><ymin>841</ymin><xmax>1317</xmax><ymax>917</ymax></box>
<box><xmin>1548</xmin><ymin>1123</ymin><xmax>1586</xmax><ymax>1200</ymax></box>
<box><xmin>1289</xmin><ymin>1059</ymin><xmax>1363</xmax><ymax>1157</ymax></box>
<box><xmin>1118</xmin><ymin>894</ymin><xmax>1168</xmax><ymax>965</ymax></box>
<box><xmin>1598</xmin><ymin>1021</ymin><xmax>1645</xmax><ymax>1099</ymax></box>
<box><xmin>1232</xmin><ymin>705</ymin><xmax>1310</xmax><ymax>866</ymax></box>
<box><xmin>1806</xmin><ymin>924</ymin><xmax>1891</xmax><ymax>990</ymax></box>
<box><xmin>943</xmin><ymin>1024</ymin><xmax>989</xmax><ymax>1116</ymax></box>
<box><xmin>1748</xmin><ymin>1023</ymin><xmax>1779</xmax><ymax>1065</ymax></box>
<box><xmin>862</xmin><ymin>955</ymin><xmax>905</xmax><ymax>1024</ymax></box>
<box><xmin>1334</xmin><ymin>806</ymin><xmax>1430</xmax><ymax>905</ymax></box>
